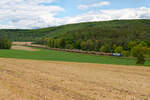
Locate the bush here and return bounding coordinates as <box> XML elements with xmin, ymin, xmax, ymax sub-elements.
<box><xmin>115</xmin><ymin>46</ymin><xmax>123</xmax><ymax>53</ymax></box>
<box><xmin>0</xmin><ymin>38</ymin><xmax>12</xmax><ymax>49</ymax></box>
<box><xmin>147</xmin><ymin>48</ymin><xmax>150</xmax><ymax>56</ymax></box>
<box><xmin>128</xmin><ymin>41</ymin><xmax>137</xmax><ymax>50</ymax></box>
<box><xmin>139</xmin><ymin>41</ymin><xmax>147</xmax><ymax>47</ymax></box>
<box><xmin>136</xmin><ymin>54</ymin><xmax>145</xmax><ymax>64</ymax></box>
<box><xmin>122</xmin><ymin>50</ymin><xmax>130</xmax><ymax>57</ymax></box>
<box><xmin>131</xmin><ymin>45</ymin><xmax>147</xmax><ymax>64</ymax></box>
<box><xmin>80</xmin><ymin>42</ymin><xmax>87</xmax><ymax>50</ymax></box>
<box><xmin>112</xmin><ymin>44</ymin><xmax>117</xmax><ymax>52</ymax></box>
<box><xmin>100</xmin><ymin>45</ymin><xmax>110</xmax><ymax>53</ymax></box>
<box><xmin>65</xmin><ymin>44</ymin><xmax>73</xmax><ymax>49</ymax></box>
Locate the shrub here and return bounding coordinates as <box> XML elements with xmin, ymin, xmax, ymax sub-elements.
<box><xmin>139</xmin><ymin>41</ymin><xmax>147</xmax><ymax>47</ymax></box>
<box><xmin>131</xmin><ymin>45</ymin><xmax>148</xmax><ymax>64</ymax></box>
<box><xmin>115</xmin><ymin>46</ymin><xmax>123</xmax><ymax>53</ymax></box>
<box><xmin>122</xmin><ymin>50</ymin><xmax>130</xmax><ymax>57</ymax></box>
<box><xmin>136</xmin><ymin>54</ymin><xmax>145</xmax><ymax>64</ymax></box>
<box><xmin>128</xmin><ymin>41</ymin><xmax>137</xmax><ymax>50</ymax></box>
<box><xmin>112</xmin><ymin>44</ymin><xmax>117</xmax><ymax>52</ymax></box>
<box><xmin>65</xmin><ymin>44</ymin><xmax>73</xmax><ymax>49</ymax></box>
<box><xmin>0</xmin><ymin>38</ymin><xmax>12</xmax><ymax>49</ymax></box>
<box><xmin>100</xmin><ymin>45</ymin><xmax>109</xmax><ymax>53</ymax></box>
<box><xmin>80</xmin><ymin>41</ymin><xmax>87</xmax><ymax>50</ymax></box>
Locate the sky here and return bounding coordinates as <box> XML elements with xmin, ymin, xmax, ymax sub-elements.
<box><xmin>0</xmin><ymin>0</ymin><xmax>150</xmax><ymax>29</ymax></box>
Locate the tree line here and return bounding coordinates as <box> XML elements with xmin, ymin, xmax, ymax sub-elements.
<box><xmin>43</xmin><ymin>37</ymin><xmax>150</xmax><ymax>65</ymax></box>
<box><xmin>0</xmin><ymin>37</ymin><xmax>12</xmax><ymax>49</ymax></box>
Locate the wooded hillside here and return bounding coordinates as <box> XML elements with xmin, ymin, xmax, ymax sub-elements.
<box><xmin>0</xmin><ymin>19</ymin><xmax>150</xmax><ymax>43</ymax></box>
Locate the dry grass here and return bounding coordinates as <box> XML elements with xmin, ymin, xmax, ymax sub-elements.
<box><xmin>11</xmin><ymin>45</ymin><xmax>39</xmax><ymax>51</ymax></box>
<box><xmin>12</xmin><ymin>42</ymin><xmax>32</xmax><ymax>45</ymax></box>
<box><xmin>0</xmin><ymin>58</ymin><xmax>150</xmax><ymax>100</ymax></box>
<box><xmin>12</xmin><ymin>42</ymin><xmax>39</xmax><ymax>51</ymax></box>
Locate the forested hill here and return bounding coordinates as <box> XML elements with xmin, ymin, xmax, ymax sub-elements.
<box><xmin>0</xmin><ymin>19</ymin><xmax>150</xmax><ymax>43</ymax></box>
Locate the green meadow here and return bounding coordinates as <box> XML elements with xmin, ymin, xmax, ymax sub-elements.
<box><xmin>0</xmin><ymin>48</ymin><xmax>150</xmax><ymax>66</ymax></box>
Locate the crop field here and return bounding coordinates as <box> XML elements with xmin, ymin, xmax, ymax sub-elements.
<box><xmin>0</xmin><ymin>58</ymin><xmax>150</xmax><ymax>100</ymax></box>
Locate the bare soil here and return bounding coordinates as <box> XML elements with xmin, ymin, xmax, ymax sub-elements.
<box><xmin>0</xmin><ymin>58</ymin><xmax>150</xmax><ymax>100</ymax></box>
<box><xmin>12</xmin><ymin>42</ymin><xmax>32</xmax><ymax>46</ymax></box>
<box><xmin>12</xmin><ymin>42</ymin><xmax>39</xmax><ymax>51</ymax></box>
<box><xmin>11</xmin><ymin>45</ymin><xmax>39</xmax><ymax>51</ymax></box>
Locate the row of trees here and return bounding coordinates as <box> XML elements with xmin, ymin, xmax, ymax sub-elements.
<box><xmin>0</xmin><ymin>37</ymin><xmax>12</xmax><ymax>49</ymax></box>
<box><xmin>113</xmin><ymin>41</ymin><xmax>150</xmax><ymax>64</ymax></box>
<box><xmin>44</xmin><ymin>38</ymin><xmax>150</xmax><ymax>64</ymax></box>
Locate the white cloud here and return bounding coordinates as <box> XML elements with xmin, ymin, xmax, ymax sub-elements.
<box><xmin>0</xmin><ymin>1</ymin><xmax>150</xmax><ymax>29</ymax></box>
<box><xmin>52</xmin><ymin>7</ymin><xmax>150</xmax><ymax>26</ymax></box>
<box><xmin>0</xmin><ymin>0</ymin><xmax>63</xmax><ymax>29</ymax></box>
<box><xmin>78</xmin><ymin>1</ymin><xmax>110</xmax><ymax>10</ymax></box>
<box><xmin>0</xmin><ymin>24</ymin><xmax>16</xmax><ymax>29</ymax></box>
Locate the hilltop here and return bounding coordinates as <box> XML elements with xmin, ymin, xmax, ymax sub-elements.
<box><xmin>0</xmin><ymin>19</ymin><xmax>150</xmax><ymax>43</ymax></box>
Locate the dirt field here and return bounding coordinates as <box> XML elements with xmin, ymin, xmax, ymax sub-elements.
<box><xmin>12</xmin><ymin>45</ymin><xmax>39</xmax><ymax>51</ymax></box>
<box><xmin>12</xmin><ymin>42</ymin><xmax>39</xmax><ymax>51</ymax></box>
<box><xmin>0</xmin><ymin>58</ymin><xmax>150</xmax><ymax>100</ymax></box>
<box><xmin>13</xmin><ymin>42</ymin><xmax>32</xmax><ymax>46</ymax></box>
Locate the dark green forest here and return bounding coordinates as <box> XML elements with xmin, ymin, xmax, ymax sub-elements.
<box><xmin>40</xmin><ymin>20</ymin><xmax>150</xmax><ymax>51</ymax></box>
<box><xmin>0</xmin><ymin>19</ymin><xmax>150</xmax><ymax>42</ymax></box>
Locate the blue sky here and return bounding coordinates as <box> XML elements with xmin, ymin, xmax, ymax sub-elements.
<box><xmin>0</xmin><ymin>0</ymin><xmax>150</xmax><ymax>29</ymax></box>
<box><xmin>53</xmin><ymin>0</ymin><xmax>150</xmax><ymax>17</ymax></box>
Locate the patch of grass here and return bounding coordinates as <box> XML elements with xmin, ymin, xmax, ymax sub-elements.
<box><xmin>0</xmin><ymin>49</ymin><xmax>150</xmax><ymax>66</ymax></box>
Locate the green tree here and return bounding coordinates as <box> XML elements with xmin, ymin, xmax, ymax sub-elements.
<box><xmin>138</xmin><ymin>41</ymin><xmax>147</xmax><ymax>47</ymax></box>
<box><xmin>112</xmin><ymin>44</ymin><xmax>117</xmax><ymax>52</ymax></box>
<box><xmin>131</xmin><ymin>45</ymin><xmax>148</xmax><ymax>64</ymax></box>
<box><xmin>136</xmin><ymin>54</ymin><xmax>145</xmax><ymax>65</ymax></box>
<box><xmin>53</xmin><ymin>39</ymin><xmax>58</xmax><ymax>48</ymax></box>
<box><xmin>128</xmin><ymin>41</ymin><xmax>137</xmax><ymax>50</ymax></box>
<box><xmin>74</xmin><ymin>40</ymin><xmax>81</xmax><ymax>49</ymax></box>
<box><xmin>50</xmin><ymin>39</ymin><xmax>55</xmax><ymax>48</ymax></box>
<box><xmin>55</xmin><ymin>38</ymin><xmax>65</xmax><ymax>48</ymax></box>
<box><xmin>0</xmin><ymin>38</ymin><xmax>12</xmax><ymax>49</ymax></box>
<box><xmin>122</xmin><ymin>50</ymin><xmax>130</xmax><ymax>57</ymax></box>
<box><xmin>65</xmin><ymin>44</ymin><xmax>73</xmax><ymax>49</ymax></box>
<box><xmin>45</xmin><ymin>38</ymin><xmax>52</xmax><ymax>47</ymax></box>
<box><xmin>87</xmin><ymin>40</ymin><xmax>94</xmax><ymax>51</ymax></box>
<box><xmin>100</xmin><ymin>45</ymin><xmax>109</xmax><ymax>53</ymax></box>
<box><xmin>93</xmin><ymin>40</ymin><xmax>99</xmax><ymax>51</ymax></box>
<box><xmin>80</xmin><ymin>41</ymin><xmax>87</xmax><ymax>50</ymax></box>
<box><xmin>115</xmin><ymin>46</ymin><xmax>123</xmax><ymax>53</ymax></box>
<box><xmin>147</xmin><ymin>48</ymin><xmax>150</xmax><ymax>57</ymax></box>
<box><xmin>46</xmin><ymin>38</ymin><xmax>55</xmax><ymax>48</ymax></box>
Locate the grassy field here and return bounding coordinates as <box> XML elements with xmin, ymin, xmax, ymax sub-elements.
<box><xmin>0</xmin><ymin>47</ymin><xmax>150</xmax><ymax>66</ymax></box>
